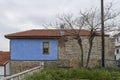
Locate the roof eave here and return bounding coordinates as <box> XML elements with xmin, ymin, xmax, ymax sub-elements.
<box><xmin>5</xmin><ymin>36</ymin><xmax>61</xmax><ymax>39</ymax></box>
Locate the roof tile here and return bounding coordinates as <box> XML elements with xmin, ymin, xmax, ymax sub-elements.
<box><xmin>5</xmin><ymin>29</ymin><xmax>108</xmax><ymax>39</ymax></box>
<box><xmin>0</xmin><ymin>51</ymin><xmax>10</xmax><ymax>66</ymax></box>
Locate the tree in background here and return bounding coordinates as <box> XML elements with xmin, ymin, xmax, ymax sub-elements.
<box><xmin>44</xmin><ymin>2</ymin><xmax>120</xmax><ymax>67</ymax></box>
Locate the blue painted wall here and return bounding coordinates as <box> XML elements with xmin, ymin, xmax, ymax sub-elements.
<box><xmin>10</xmin><ymin>39</ymin><xmax>58</xmax><ymax>60</ymax></box>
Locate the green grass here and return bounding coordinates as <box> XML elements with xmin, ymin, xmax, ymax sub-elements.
<box><xmin>24</xmin><ymin>67</ymin><xmax>120</xmax><ymax>80</ymax></box>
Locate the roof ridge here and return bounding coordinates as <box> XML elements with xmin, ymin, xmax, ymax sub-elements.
<box><xmin>5</xmin><ymin>29</ymin><xmax>109</xmax><ymax>39</ymax></box>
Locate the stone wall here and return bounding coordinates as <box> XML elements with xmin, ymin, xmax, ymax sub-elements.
<box><xmin>44</xmin><ymin>36</ymin><xmax>115</xmax><ymax>68</ymax></box>
<box><xmin>10</xmin><ymin>36</ymin><xmax>115</xmax><ymax>74</ymax></box>
<box><xmin>10</xmin><ymin>61</ymin><xmax>42</xmax><ymax>75</ymax></box>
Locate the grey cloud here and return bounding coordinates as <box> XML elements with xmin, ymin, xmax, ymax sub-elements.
<box><xmin>0</xmin><ymin>0</ymin><xmax>119</xmax><ymax>51</ymax></box>
<box><xmin>0</xmin><ymin>26</ymin><xmax>19</xmax><ymax>34</ymax></box>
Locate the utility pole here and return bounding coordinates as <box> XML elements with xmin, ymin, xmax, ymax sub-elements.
<box><xmin>101</xmin><ymin>0</ymin><xmax>105</xmax><ymax>67</ymax></box>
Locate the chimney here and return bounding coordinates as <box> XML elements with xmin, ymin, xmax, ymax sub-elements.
<box><xmin>60</xmin><ymin>24</ymin><xmax>64</xmax><ymax>35</ymax></box>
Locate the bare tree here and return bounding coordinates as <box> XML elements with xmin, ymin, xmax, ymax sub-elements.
<box><xmin>44</xmin><ymin>2</ymin><xmax>120</xmax><ymax>67</ymax></box>
<box><xmin>58</xmin><ymin>14</ymin><xmax>86</xmax><ymax>67</ymax></box>
<box><xmin>80</xmin><ymin>2</ymin><xmax>120</xmax><ymax>67</ymax></box>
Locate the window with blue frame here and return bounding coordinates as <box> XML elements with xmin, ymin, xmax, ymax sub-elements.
<box><xmin>43</xmin><ymin>42</ymin><xmax>49</xmax><ymax>54</ymax></box>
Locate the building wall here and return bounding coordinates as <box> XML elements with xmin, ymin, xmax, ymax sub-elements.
<box><xmin>45</xmin><ymin>36</ymin><xmax>115</xmax><ymax>68</ymax></box>
<box><xmin>115</xmin><ymin>47</ymin><xmax>120</xmax><ymax>60</ymax></box>
<box><xmin>0</xmin><ymin>63</ymin><xmax>10</xmax><ymax>78</ymax></box>
<box><xmin>114</xmin><ymin>34</ymin><xmax>120</xmax><ymax>60</ymax></box>
<box><xmin>9</xmin><ymin>36</ymin><xmax>115</xmax><ymax>74</ymax></box>
<box><xmin>10</xmin><ymin>39</ymin><xmax>58</xmax><ymax>60</ymax></box>
<box><xmin>115</xmin><ymin>36</ymin><xmax>120</xmax><ymax>46</ymax></box>
<box><xmin>10</xmin><ymin>61</ymin><xmax>42</xmax><ymax>75</ymax></box>
<box><xmin>116</xmin><ymin>53</ymin><xmax>120</xmax><ymax>60</ymax></box>
<box><xmin>10</xmin><ymin>38</ymin><xmax>58</xmax><ymax>74</ymax></box>
<box><xmin>0</xmin><ymin>66</ymin><xmax>4</xmax><ymax>76</ymax></box>
<box><xmin>6</xmin><ymin>63</ymin><xmax>10</xmax><ymax>76</ymax></box>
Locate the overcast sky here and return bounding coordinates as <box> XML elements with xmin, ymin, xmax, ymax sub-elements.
<box><xmin>0</xmin><ymin>0</ymin><xmax>120</xmax><ymax>51</ymax></box>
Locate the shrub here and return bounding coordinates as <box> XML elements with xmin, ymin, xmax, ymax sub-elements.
<box><xmin>24</xmin><ymin>68</ymin><xmax>120</xmax><ymax>80</ymax></box>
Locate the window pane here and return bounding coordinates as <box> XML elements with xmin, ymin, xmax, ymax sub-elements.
<box><xmin>43</xmin><ymin>48</ymin><xmax>49</xmax><ymax>53</ymax></box>
<box><xmin>43</xmin><ymin>42</ymin><xmax>49</xmax><ymax>48</ymax></box>
<box><xmin>43</xmin><ymin>42</ymin><xmax>49</xmax><ymax>54</ymax></box>
<box><xmin>116</xmin><ymin>49</ymin><xmax>119</xmax><ymax>54</ymax></box>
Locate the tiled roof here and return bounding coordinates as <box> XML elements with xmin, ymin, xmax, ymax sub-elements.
<box><xmin>0</xmin><ymin>51</ymin><xmax>10</xmax><ymax>66</ymax></box>
<box><xmin>5</xmin><ymin>29</ymin><xmax>108</xmax><ymax>39</ymax></box>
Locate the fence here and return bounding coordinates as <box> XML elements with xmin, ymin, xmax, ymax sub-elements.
<box><xmin>0</xmin><ymin>65</ymin><xmax>43</xmax><ymax>80</ymax></box>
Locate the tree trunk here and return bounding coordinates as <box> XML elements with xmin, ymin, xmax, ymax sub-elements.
<box><xmin>86</xmin><ymin>40</ymin><xmax>93</xmax><ymax>67</ymax></box>
<box><xmin>86</xmin><ymin>33</ymin><xmax>95</xmax><ymax>67</ymax></box>
<box><xmin>77</xmin><ymin>38</ymin><xmax>84</xmax><ymax>67</ymax></box>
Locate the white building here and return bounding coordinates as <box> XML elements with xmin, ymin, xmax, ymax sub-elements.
<box><xmin>0</xmin><ymin>51</ymin><xmax>10</xmax><ymax>78</ymax></box>
<box><xmin>114</xmin><ymin>33</ymin><xmax>120</xmax><ymax>60</ymax></box>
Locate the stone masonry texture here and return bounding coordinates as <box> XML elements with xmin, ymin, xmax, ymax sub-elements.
<box><xmin>10</xmin><ymin>61</ymin><xmax>42</xmax><ymax>74</ymax></box>
<box><xmin>10</xmin><ymin>36</ymin><xmax>115</xmax><ymax>74</ymax></box>
<box><xmin>44</xmin><ymin>36</ymin><xmax>115</xmax><ymax>68</ymax></box>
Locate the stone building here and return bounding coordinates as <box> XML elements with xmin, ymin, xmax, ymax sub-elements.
<box><xmin>0</xmin><ymin>51</ymin><xmax>10</xmax><ymax>77</ymax></box>
<box><xmin>5</xmin><ymin>29</ymin><xmax>115</xmax><ymax>74</ymax></box>
<box><xmin>45</xmin><ymin>33</ymin><xmax>115</xmax><ymax>68</ymax></box>
<box><xmin>113</xmin><ymin>33</ymin><xmax>120</xmax><ymax>60</ymax></box>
